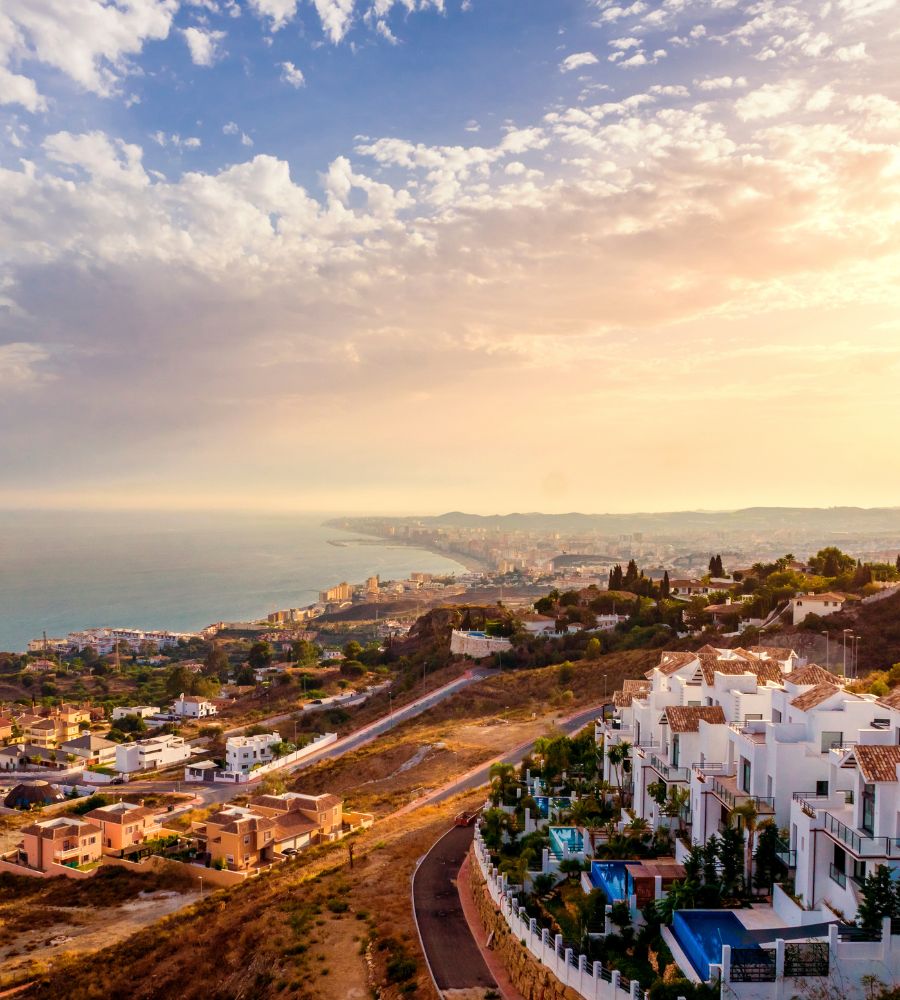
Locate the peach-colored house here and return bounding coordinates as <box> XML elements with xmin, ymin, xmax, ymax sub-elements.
<box><xmin>0</xmin><ymin>716</ymin><xmax>13</xmax><ymax>743</ymax></box>
<box><xmin>250</xmin><ymin>792</ymin><xmax>344</xmax><ymax>841</ymax></box>
<box><xmin>84</xmin><ymin>801</ymin><xmax>162</xmax><ymax>855</ymax></box>
<box><xmin>20</xmin><ymin>816</ymin><xmax>102</xmax><ymax>871</ymax></box>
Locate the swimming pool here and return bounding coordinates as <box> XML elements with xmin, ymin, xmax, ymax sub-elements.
<box><xmin>671</xmin><ymin>910</ymin><xmax>759</xmax><ymax>982</ymax></box>
<box><xmin>549</xmin><ymin>826</ymin><xmax>583</xmax><ymax>858</ymax></box>
<box><xmin>590</xmin><ymin>861</ymin><xmax>629</xmax><ymax>901</ymax></box>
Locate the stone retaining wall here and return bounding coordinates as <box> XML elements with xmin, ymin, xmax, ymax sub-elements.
<box><xmin>468</xmin><ymin>853</ymin><xmax>584</xmax><ymax>1000</ymax></box>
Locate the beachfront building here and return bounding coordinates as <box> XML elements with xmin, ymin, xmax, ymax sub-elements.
<box><xmin>115</xmin><ymin>734</ymin><xmax>192</xmax><ymax>773</ymax></box>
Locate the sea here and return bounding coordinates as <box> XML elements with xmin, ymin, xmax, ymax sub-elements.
<box><xmin>0</xmin><ymin>510</ymin><xmax>465</xmax><ymax>653</ymax></box>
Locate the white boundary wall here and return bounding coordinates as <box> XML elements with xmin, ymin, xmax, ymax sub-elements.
<box><xmin>473</xmin><ymin>827</ymin><xmax>648</xmax><ymax>1000</ymax></box>
<box><xmin>186</xmin><ymin>732</ymin><xmax>338</xmax><ymax>783</ymax></box>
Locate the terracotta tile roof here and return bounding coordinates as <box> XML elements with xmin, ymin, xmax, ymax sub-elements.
<box><xmin>876</xmin><ymin>688</ymin><xmax>900</xmax><ymax>710</ymax></box>
<box><xmin>792</xmin><ymin>592</ymin><xmax>846</xmax><ymax>603</ymax></box>
<box><xmin>749</xmin><ymin>645</ymin><xmax>797</xmax><ymax>661</ymax></box>
<box><xmin>854</xmin><ymin>744</ymin><xmax>900</xmax><ymax>783</ymax></box>
<box><xmin>623</xmin><ymin>679</ymin><xmax>651</xmax><ymax>695</ymax></box>
<box><xmin>786</xmin><ymin>664</ymin><xmax>840</xmax><ymax>688</ymax></box>
<box><xmin>651</xmin><ymin>651</ymin><xmax>699</xmax><ymax>677</ymax></box>
<box><xmin>699</xmin><ymin>654</ymin><xmax>783</xmax><ymax>687</ymax></box>
<box><xmin>273</xmin><ymin>813</ymin><xmax>319</xmax><ymax>839</ymax></box>
<box><xmin>85</xmin><ymin>804</ymin><xmax>156</xmax><ymax>825</ymax></box>
<box><xmin>790</xmin><ymin>683</ymin><xmax>845</xmax><ymax>711</ymax></box>
<box><xmin>665</xmin><ymin>705</ymin><xmax>726</xmax><ymax>733</ymax></box>
<box><xmin>613</xmin><ymin>691</ymin><xmax>634</xmax><ymax>707</ymax></box>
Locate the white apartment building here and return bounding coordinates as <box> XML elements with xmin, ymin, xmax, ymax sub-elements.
<box><xmin>603</xmin><ymin>643</ymin><xmax>900</xmax><ymax>930</ymax></box>
<box><xmin>115</xmin><ymin>734</ymin><xmax>192</xmax><ymax>773</ymax></box>
<box><xmin>225</xmin><ymin>733</ymin><xmax>281</xmax><ymax>774</ymax></box>
<box><xmin>171</xmin><ymin>693</ymin><xmax>218</xmax><ymax>719</ymax></box>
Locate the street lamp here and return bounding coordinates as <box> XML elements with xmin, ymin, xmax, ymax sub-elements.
<box><xmin>821</xmin><ymin>631</ymin><xmax>830</xmax><ymax>671</ymax></box>
<box><xmin>388</xmin><ymin>691</ymin><xmax>394</xmax><ymax>728</ymax></box>
<box><xmin>842</xmin><ymin>629</ymin><xmax>852</xmax><ymax>677</ymax></box>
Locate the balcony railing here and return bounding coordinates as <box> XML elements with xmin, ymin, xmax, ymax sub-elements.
<box><xmin>648</xmin><ymin>754</ymin><xmax>690</xmax><ymax>782</ymax></box>
<box><xmin>730</xmin><ymin>948</ymin><xmax>776</xmax><ymax>983</ymax></box>
<box><xmin>829</xmin><ymin>863</ymin><xmax>848</xmax><ymax>889</ymax></box>
<box><xmin>784</xmin><ymin>943</ymin><xmax>829</xmax><ymax>978</ymax></box>
<box><xmin>711</xmin><ymin>776</ymin><xmax>775</xmax><ymax>814</ymax></box>
<box><xmin>823</xmin><ymin>812</ymin><xmax>900</xmax><ymax>859</ymax></box>
<box><xmin>775</xmin><ymin>836</ymin><xmax>796</xmax><ymax>868</ymax></box>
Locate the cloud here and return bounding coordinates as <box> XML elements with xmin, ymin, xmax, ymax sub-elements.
<box><xmin>735</xmin><ymin>81</ymin><xmax>805</xmax><ymax>121</ymax></box>
<box><xmin>152</xmin><ymin>132</ymin><xmax>202</xmax><ymax>149</ymax></box>
<box><xmin>0</xmin><ymin>67</ymin><xmax>47</xmax><ymax>112</ymax></box>
<box><xmin>280</xmin><ymin>61</ymin><xmax>306</xmax><ymax>87</ymax></box>
<box><xmin>696</xmin><ymin>76</ymin><xmax>748</xmax><ymax>91</ymax></box>
<box><xmin>246</xmin><ymin>0</ymin><xmax>298</xmax><ymax>31</ymax></box>
<box><xmin>311</xmin><ymin>0</ymin><xmax>355</xmax><ymax>43</ymax></box>
<box><xmin>0</xmin><ymin>344</ymin><xmax>52</xmax><ymax>387</ymax></box>
<box><xmin>223</xmin><ymin>121</ymin><xmax>253</xmax><ymax>145</ymax></box>
<box><xmin>182</xmin><ymin>26</ymin><xmax>226</xmax><ymax>66</ymax></box>
<box><xmin>0</xmin><ymin>0</ymin><xmax>176</xmax><ymax>99</ymax></box>
<box><xmin>560</xmin><ymin>52</ymin><xmax>599</xmax><ymax>73</ymax></box>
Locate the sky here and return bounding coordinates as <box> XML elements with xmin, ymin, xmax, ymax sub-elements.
<box><xmin>1</xmin><ymin>0</ymin><xmax>900</xmax><ymax>516</ymax></box>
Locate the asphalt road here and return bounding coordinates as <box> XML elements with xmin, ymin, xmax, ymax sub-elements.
<box><xmin>398</xmin><ymin>701</ymin><xmax>603</xmax><ymax>813</ymax></box>
<box><xmin>413</xmin><ymin>825</ymin><xmax>497</xmax><ymax>992</ymax></box>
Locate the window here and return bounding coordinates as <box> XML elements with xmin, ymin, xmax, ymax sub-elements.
<box><xmin>773</xmin><ymin>709</ymin><xmax>782</xmax><ymax>723</ymax></box>
<box><xmin>821</xmin><ymin>730</ymin><xmax>843</xmax><ymax>753</ymax></box>
<box><xmin>740</xmin><ymin>757</ymin><xmax>751</xmax><ymax>794</ymax></box>
<box><xmin>244</xmin><ymin>834</ymin><xmax>250</xmax><ymax>844</ymax></box>
<box><xmin>745</xmin><ymin>713</ymin><xmax>763</xmax><ymax>722</ymax></box>
<box><xmin>688</xmin><ymin>700</ymin><xmax>701</xmax><ymax>708</ymax></box>
<box><xmin>672</xmin><ymin>735</ymin><xmax>680</xmax><ymax>767</ymax></box>
<box><xmin>862</xmin><ymin>783</ymin><xmax>876</xmax><ymax>835</ymax></box>
<box><xmin>852</xmin><ymin>859</ymin><xmax>866</xmax><ymax>886</ymax></box>
<box><xmin>816</xmin><ymin>780</ymin><xmax>829</xmax><ymax>797</ymax></box>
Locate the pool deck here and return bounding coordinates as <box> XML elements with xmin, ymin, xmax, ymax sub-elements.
<box><xmin>736</xmin><ymin>905</ymin><xmax>792</xmax><ymax>931</ymax></box>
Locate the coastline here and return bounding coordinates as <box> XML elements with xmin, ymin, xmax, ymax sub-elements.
<box><xmin>326</xmin><ymin>529</ymin><xmax>488</xmax><ymax>576</ymax></box>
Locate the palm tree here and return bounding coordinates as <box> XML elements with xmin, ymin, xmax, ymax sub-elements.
<box><xmin>489</xmin><ymin>761</ymin><xmax>516</xmax><ymax>806</ymax></box>
<box><xmin>607</xmin><ymin>741</ymin><xmax>632</xmax><ymax>807</ymax></box>
<box><xmin>664</xmin><ymin>786</ymin><xmax>691</xmax><ymax>837</ymax></box>
<box><xmin>731</xmin><ymin>801</ymin><xmax>759</xmax><ymax>894</ymax></box>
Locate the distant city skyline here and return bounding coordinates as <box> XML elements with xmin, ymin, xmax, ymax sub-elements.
<box><xmin>2</xmin><ymin>0</ymin><xmax>900</xmax><ymax>513</ymax></box>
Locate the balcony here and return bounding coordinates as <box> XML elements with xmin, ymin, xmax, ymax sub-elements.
<box><xmin>829</xmin><ymin>863</ymin><xmax>848</xmax><ymax>889</ymax></box>
<box><xmin>648</xmin><ymin>754</ymin><xmax>690</xmax><ymax>782</ymax></box>
<box><xmin>634</xmin><ymin>739</ymin><xmax>660</xmax><ymax>759</ymax></box>
<box><xmin>822</xmin><ymin>811</ymin><xmax>900</xmax><ymax>859</ymax></box>
<box><xmin>775</xmin><ymin>836</ymin><xmax>796</xmax><ymax>868</ymax></box>
<box><xmin>710</xmin><ymin>774</ymin><xmax>775</xmax><ymax>814</ymax></box>
<box><xmin>729</xmin><ymin>722</ymin><xmax>768</xmax><ymax>744</ymax></box>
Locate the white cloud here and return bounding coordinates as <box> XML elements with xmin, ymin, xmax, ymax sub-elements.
<box><xmin>280</xmin><ymin>61</ymin><xmax>306</xmax><ymax>87</ymax></box>
<box><xmin>182</xmin><ymin>26</ymin><xmax>226</xmax><ymax>66</ymax></box>
<box><xmin>0</xmin><ymin>344</ymin><xmax>52</xmax><ymax>387</ymax></box>
<box><xmin>0</xmin><ymin>0</ymin><xmax>176</xmax><ymax>99</ymax></box>
<box><xmin>0</xmin><ymin>67</ymin><xmax>47</xmax><ymax>112</ymax></box>
<box><xmin>223</xmin><ymin>121</ymin><xmax>253</xmax><ymax>145</ymax></box>
<box><xmin>696</xmin><ymin>75</ymin><xmax>748</xmax><ymax>91</ymax></box>
<box><xmin>560</xmin><ymin>52</ymin><xmax>599</xmax><ymax>73</ymax></box>
<box><xmin>312</xmin><ymin>0</ymin><xmax>355</xmax><ymax>43</ymax></box>
<box><xmin>246</xmin><ymin>0</ymin><xmax>299</xmax><ymax>31</ymax></box>
<box><xmin>735</xmin><ymin>81</ymin><xmax>805</xmax><ymax>121</ymax></box>
<box><xmin>833</xmin><ymin>42</ymin><xmax>868</xmax><ymax>61</ymax></box>
<box><xmin>152</xmin><ymin>132</ymin><xmax>202</xmax><ymax>149</ymax></box>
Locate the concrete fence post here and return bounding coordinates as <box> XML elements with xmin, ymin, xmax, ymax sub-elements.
<box><xmin>721</xmin><ymin>944</ymin><xmax>731</xmax><ymax>985</ymax></box>
<box><xmin>564</xmin><ymin>949</ymin><xmax>574</xmax><ymax>983</ymax></box>
<box><xmin>775</xmin><ymin>938</ymin><xmax>785</xmax><ymax>980</ymax></box>
<box><xmin>611</xmin><ymin>970</ymin><xmax>621</xmax><ymax>996</ymax></box>
<box><xmin>542</xmin><ymin>847</ymin><xmax>550</xmax><ymax>873</ymax></box>
<box><xmin>884</xmin><ymin>917</ymin><xmax>893</xmax><ymax>961</ymax></box>
<box><xmin>630</xmin><ymin>978</ymin><xmax>641</xmax><ymax>1000</ymax></box>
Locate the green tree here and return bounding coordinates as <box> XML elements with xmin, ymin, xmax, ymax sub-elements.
<box><xmin>247</xmin><ymin>641</ymin><xmax>272</xmax><ymax>670</ymax></box>
<box><xmin>731</xmin><ymin>801</ymin><xmax>760</xmax><ymax>893</ymax></box>
<box><xmin>809</xmin><ymin>546</ymin><xmax>856</xmax><ymax>578</ymax></box>
<box><xmin>343</xmin><ymin>640</ymin><xmax>363</xmax><ymax>660</ymax></box>
<box><xmin>292</xmin><ymin>639</ymin><xmax>320</xmax><ymax>665</ymax></box>
<box><xmin>203</xmin><ymin>644</ymin><xmax>230</xmax><ymax>680</ymax></box>
<box><xmin>585</xmin><ymin>637</ymin><xmax>602</xmax><ymax>661</ymax></box>
<box><xmin>858</xmin><ymin>865</ymin><xmax>900</xmax><ymax>931</ymax></box>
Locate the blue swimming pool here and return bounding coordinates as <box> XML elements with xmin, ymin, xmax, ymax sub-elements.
<box><xmin>590</xmin><ymin>861</ymin><xmax>629</xmax><ymax>901</ymax></box>
<box><xmin>549</xmin><ymin>826</ymin><xmax>583</xmax><ymax>857</ymax></box>
<box><xmin>671</xmin><ymin>911</ymin><xmax>759</xmax><ymax>982</ymax></box>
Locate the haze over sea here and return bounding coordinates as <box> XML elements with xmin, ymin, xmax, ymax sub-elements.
<box><xmin>0</xmin><ymin>510</ymin><xmax>465</xmax><ymax>654</ymax></box>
